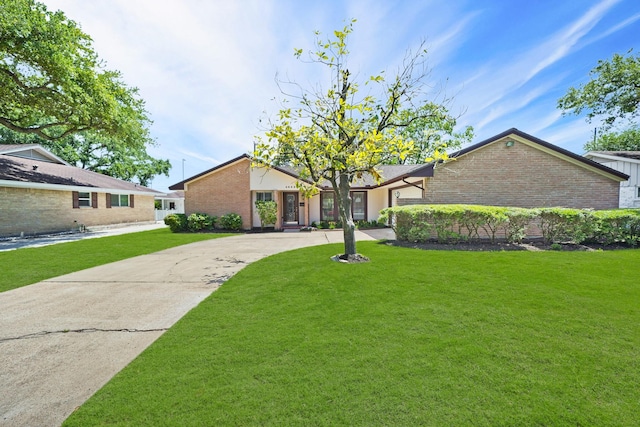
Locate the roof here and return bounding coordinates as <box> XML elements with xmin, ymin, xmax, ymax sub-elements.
<box><xmin>169</xmin><ymin>154</ymin><xmax>252</xmax><ymax>190</ymax></box>
<box><xmin>171</xmin><ymin>128</ymin><xmax>628</xmax><ymax>191</ymax></box>
<box><xmin>0</xmin><ymin>147</ymin><xmax>163</xmax><ymax>195</ymax></box>
<box><xmin>169</xmin><ymin>153</ymin><xmax>433</xmax><ymax>191</ymax></box>
<box><xmin>0</xmin><ymin>144</ymin><xmax>69</xmax><ymax>165</ymax></box>
<box><xmin>586</xmin><ymin>151</ymin><xmax>640</xmax><ymax>161</ymax></box>
<box><xmin>451</xmin><ymin>128</ymin><xmax>630</xmax><ymax>181</ymax></box>
<box><xmin>347</xmin><ymin>164</ymin><xmax>433</xmax><ymax>189</ymax></box>
<box><xmin>156</xmin><ymin>191</ymin><xmax>185</xmax><ymax>199</ymax></box>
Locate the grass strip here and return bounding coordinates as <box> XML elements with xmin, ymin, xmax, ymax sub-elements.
<box><xmin>64</xmin><ymin>242</ymin><xmax>640</xmax><ymax>426</ymax></box>
<box><xmin>0</xmin><ymin>228</ymin><xmax>232</xmax><ymax>292</ymax></box>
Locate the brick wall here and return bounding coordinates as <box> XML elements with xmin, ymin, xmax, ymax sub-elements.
<box><xmin>410</xmin><ymin>138</ymin><xmax>620</xmax><ymax>210</ymax></box>
<box><xmin>184</xmin><ymin>158</ymin><xmax>252</xmax><ymax>229</ymax></box>
<box><xmin>0</xmin><ymin>187</ymin><xmax>155</xmax><ymax>237</ymax></box>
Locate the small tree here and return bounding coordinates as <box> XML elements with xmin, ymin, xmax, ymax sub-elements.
<box><xmin>255</xmin><ymin>200</ymin><xmax>277</xmax><ymax>230</ymax></box>
<box><xmin>254</xmin><ymin>20</ymin><xmax>469</xmax><ymax>259</ymax></box>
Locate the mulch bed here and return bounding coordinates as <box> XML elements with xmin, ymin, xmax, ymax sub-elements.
<box><xmin>383</xmin><ymin>239</ymin><xmax>637</xmax><ymax>252</ymax></box>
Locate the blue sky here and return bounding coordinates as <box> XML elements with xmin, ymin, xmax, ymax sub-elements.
<box><xmin>41</xmin><ymin>0</ymin><xmax>640</xmax><ymax>192</ymax></box>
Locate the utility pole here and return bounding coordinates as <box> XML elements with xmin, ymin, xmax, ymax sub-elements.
<box><xmin>182</xmin><ymin>159</ymin><xmax>185</xmax><ymax>181</ymax></box>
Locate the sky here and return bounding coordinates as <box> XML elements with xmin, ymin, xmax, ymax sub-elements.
<box><xmin>40</xmin><ymin>0</ymin><xmax>640</xmax><ymax>192</ymax></box>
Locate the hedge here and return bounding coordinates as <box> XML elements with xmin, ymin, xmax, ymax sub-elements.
<box><xmin>165</xmin><ymin>212</ymin><xmax>243</xmax><ymax>233</ymax></box>
<box><xmin>380</xmin><ymin>205</ymin><xmax>640</xmax><ymax>246</ymax></box>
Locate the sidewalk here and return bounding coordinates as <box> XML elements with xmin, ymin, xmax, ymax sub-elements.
<box><xmin>0</xmin><ymin>229</ymin><xmax>393</xmax><ymax>426</ymax></box>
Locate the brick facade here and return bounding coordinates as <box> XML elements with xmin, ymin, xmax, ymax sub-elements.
<box><xmin>184</xmin><ymin>157</ymin><xmax>252</xmax><ymax>229</ymax></box>
<box><xmin>412</xmin><ymin>137</ymin><xmax>620</xmax><ymax>210</ymax></box>
<box><xmin>0</xmin><ymin>187</ymin><xmax>155</xmax><ymax>237</ymax></box>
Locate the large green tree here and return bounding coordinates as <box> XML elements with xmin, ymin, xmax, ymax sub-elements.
<box><xmin>0</xmin><ymin>0</ymin><xmax>170</xmax><ymax>184</ymax></box>
<box><xmin>254</xmin><ymin>21</ymin><xmax>471</xmax><ymax>259</ymax></box>
<box><xmin>558</xmin><ymin>51</ymin><xmax>639</xmax><ymax>129</ymax></box>
<box><xmin>0</xmin><ymin>127</ymin><xmax>170</xmax><ymax>186</ymax></box>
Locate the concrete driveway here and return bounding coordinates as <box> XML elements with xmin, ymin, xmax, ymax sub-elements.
<box><xmin>0</xmin><ymin>229</ymin><xmax>393</xmax><ymax>427</ymax></box>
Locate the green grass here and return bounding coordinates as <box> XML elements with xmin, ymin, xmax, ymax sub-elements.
<box><xmin>0</xmin><ymin>228</ymin><xmax>232</xmax><ymax>292</ymax></box>
<box><xmin>63</xmin><ymin>242</ymin><xmax>640</xmax><ymax>426</ymax></box>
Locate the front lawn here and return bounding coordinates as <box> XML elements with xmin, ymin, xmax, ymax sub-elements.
<box><xmin>63</xmin><ymin>242</ymin><xmax>640</xmax><ymax>426</ymax></box>
<box><xmin>0</xmin><ymin>228</ymin><xmax>232</xmax><ymax>293</ymax></box>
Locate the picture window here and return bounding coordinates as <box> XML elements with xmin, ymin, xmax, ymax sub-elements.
<box><xmin>110</xmin><ymin>194</ymin><xmax>130</xmax><ymax>207</ymax></box>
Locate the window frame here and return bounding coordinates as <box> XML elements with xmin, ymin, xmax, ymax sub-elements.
<box><xmin>78</xmin><ymin>192</ymin><xmax>91</xmax><ymax>208</ymax></box>
<box><xmin>255</xmin><ymin>191</ymin><xmax>274</xmax><ymax>203</ymax></box>
<box><xmin>351</xmin><ymin>191</ymin><xmax>367</xmax><ymax>221</ymax></box>
<box><xmin>110</xmin><ymin>193</ymin><xmax>130</xmax><ymax>207</ymax></box>
<box><xmin>320</xmin><ymin>192</ymin><xmax>337</xmax><ymax>221</ymax></box>
<box><xmin>320</xmin><ymin>191</ymin><xmax>367</xmax><ymax>222</ymax></box>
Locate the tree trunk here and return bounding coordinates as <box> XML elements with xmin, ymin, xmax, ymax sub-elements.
<box><xmin>336</xmin><ymin>173</ymin><xmax>356</xmax><ymax>256</ymax></box>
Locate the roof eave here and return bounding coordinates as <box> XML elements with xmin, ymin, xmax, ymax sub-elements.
<box><xmin>0</xmin><ymin>179</ymin><xmax>163</xmax><ymax>195</ymax></box>
<box><xmin>169</xmin><ymin>154</ymin><xmax>251</xmax><ymax>190</ymax></box>
<box><xmin>451</xmin><ymin>128</ymin><xmax>630</xmax><ymax>181</ymax></box>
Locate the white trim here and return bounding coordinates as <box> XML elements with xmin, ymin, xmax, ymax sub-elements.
<box><xmin>0</xmin><ymin>145</ymin><xmax>70</xmax><ymax>165</ymax></box>
<box><xmin>584</xmin><ymin>152</ymin><xmax>640</xmax><ymax>165</ymax></box>
<box><xmin>185</xmin><ymin>157</ymin><xmax>249</xmax><ymax>190</ymax></box>
<box><xmin>479</xmin><ymin>135</ymin><xmax>629</xmax><ymax>182</ymax></box>
<box><xmin>0</xmin><ymin>179</ymin><xmax>160</xmax><ymax>196</ymax></box>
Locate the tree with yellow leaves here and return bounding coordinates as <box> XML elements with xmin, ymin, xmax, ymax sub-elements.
<box><xmin>254</xmin><ymin>20</ymin><xmax>471</xmax><ymax>260</ymax></box>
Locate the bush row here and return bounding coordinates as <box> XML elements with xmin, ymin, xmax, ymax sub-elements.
<box><xmin>311</xmin><ymin>219</ymin><xmax>385</xmax><ymax>230</ymax></box>
<box><xmin>164</xmin><ymin>212</ymin><xmax>243</xmax><ymax>233</ymax></box>
<box><xmin>380</xmin><ymin>204</ymin><xmax>640</xmax><ymax>246</ymax></box>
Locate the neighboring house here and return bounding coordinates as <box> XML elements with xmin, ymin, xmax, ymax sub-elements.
<box><xmin>583</xmin><ymin>151</ymin><xmax>640</xmax><ymax>208</ymax></box>
<box><xmin>170</xmin><ymin>128</ymin><xmax>629</xmax><ymax>230</ymax></box>
<box><xmin>155</xmin><ymin>191</ymin><xmax>185</xmax><ymax>221</ymax></box>
<box><xmin>0</xmin><ymin>144</ymin><xmax>163</xmax><ymax>237</ymax></box>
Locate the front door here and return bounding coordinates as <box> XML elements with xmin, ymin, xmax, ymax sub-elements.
<box><xmin>284</xmin><ymin>192</ymin><xmax>299</xmax><ymax>223</ymax></box>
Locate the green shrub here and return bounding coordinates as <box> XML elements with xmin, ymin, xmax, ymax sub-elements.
<box><xmin>255</xmin><ymin>201</ymin><xmax>277</xmax><ymax>229</ymax></box>
<box><xmin>187</xmin><ymin>213</ymin><xmax>216</xmax><ymax>232</ymax></box>
<box><xmin>164</xmin><ymin>213</ymin><xmax>188</xmax><ymax>233</ymax></box>
<box><xmin>505</xmin><ymin>208</ymin><xmax>538</xmax><ymax>243</ymax></box>
<box><xmin>592</xmin><ymin>209</ymin><xmax>640</xmax><ymax>246</ymax></box>
<box><xmin>356</xmin><ymin>219</ymin><xmax>385</xmax><ymax>229</ymax></box>
<box><xmin>219</xmin><ymin>213</ymin><xmax>243</xmax><ymax>231</ymax></box>
<box><xmin>539</xmin><ymin>208</ymin><xmax>596</xmax><ymax>244</ymax></box>
<box><xmin>382</xmin><ymin>204</ymin><xmax>639</xmax><ymax>246</ymax></box>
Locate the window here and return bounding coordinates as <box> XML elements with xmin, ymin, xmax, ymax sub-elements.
<box><xmin>110</xmin><ymin>194</ymin><xmax>130</xmax><ymax>207</ymax></box>
<box><xmin>321</xmin><ymin>192</ymin><xmax>337</xmax><ymax>221</ymax></box>
<box><xmin>256</xmin><ymin>192</ymin><xmax>273</xmax><ymax>202</ymax></box>
<box><xmin>78</xmin><ymin>192</ymin><xmax>91</xmax><ymax>207</ymax></box>
<box><xmin>73</xmin><ymin>191</ymin><xmax>97</xmax><ymax>208</ymax></box>
<box><xmin>352</xmin><ymin>191</ymin><xmax>367</xmax><ymax>221</ymax></box>
<box><xmin>320</xmin><ymin>191</ymin><xmax>367</xmax><ymax>221</ymax></box>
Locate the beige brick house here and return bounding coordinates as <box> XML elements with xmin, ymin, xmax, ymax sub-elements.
<box><xmin>170</xmin><ymin>128</ymin><xmax>629</xmax><ymax>230</ymax></box>
<box><xmin>0</xmin><ymin>144</ymin><xmax>163</xmax><ymax>238</ymax></box>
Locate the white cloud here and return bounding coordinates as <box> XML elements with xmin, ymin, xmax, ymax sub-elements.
<box><xmin>37</xmin><ymin>0</ymin><xmax>639</xmax><ymax>191</ymax></box>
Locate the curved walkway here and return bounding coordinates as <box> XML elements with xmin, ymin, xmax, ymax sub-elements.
<box><xmin>0</xmin><ymin>229</ymin><xmax>392</xmax><ymax>427</ymax></box>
